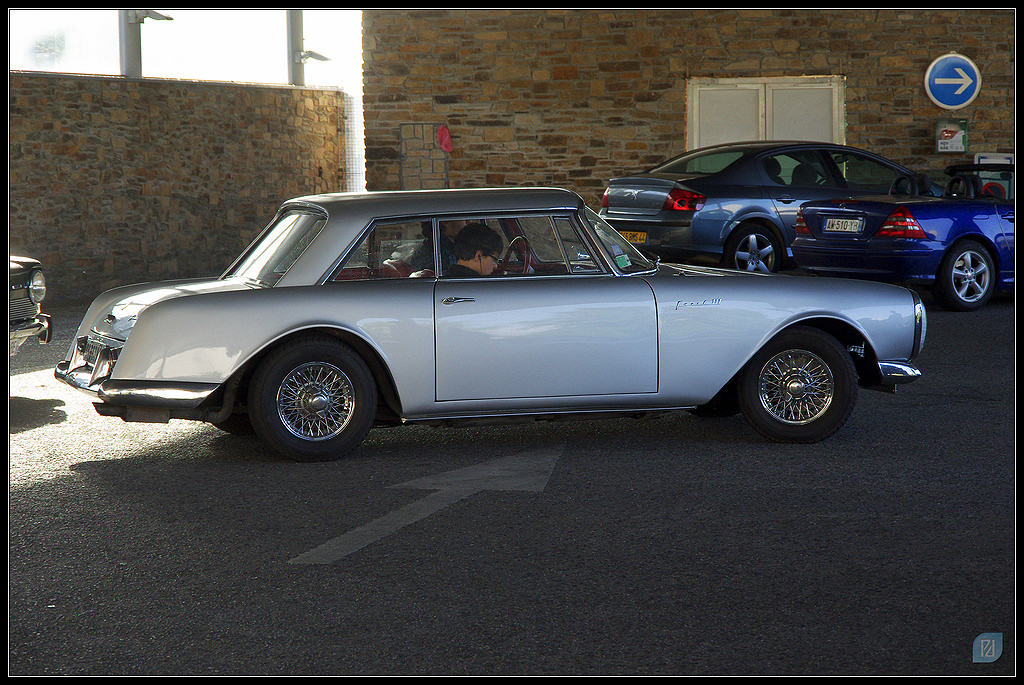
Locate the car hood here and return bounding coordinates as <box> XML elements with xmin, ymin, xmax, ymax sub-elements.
<box><xmin>90</xmin><ymin>277</ymin><xmax>252</xmax><ymax>341</ymax></box>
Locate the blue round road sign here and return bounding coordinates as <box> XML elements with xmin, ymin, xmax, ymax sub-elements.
<box><xmin>924</xmin><ymin>52</ymin><xmax>981</xmax><ymax>110</ymax></box>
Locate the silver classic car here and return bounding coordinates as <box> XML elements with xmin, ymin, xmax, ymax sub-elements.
<box><xmin>56</xmin><ymin>188</ymin><xmax>925</xmax><ymax>461</ymax></box>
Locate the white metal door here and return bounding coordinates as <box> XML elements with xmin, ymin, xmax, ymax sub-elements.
<box><xmin>688</xmin><ymin>76</ymin><xmax>845</xmax><ymax>148</ymax></box>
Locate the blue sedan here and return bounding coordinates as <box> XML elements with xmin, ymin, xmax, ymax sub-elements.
<box><xmin>599</xmin><ymin>141</ymin><xmax>931</xmax><ymax>272</ymax></box>
<box><xmin>793</xmin><ymin>164</ymin><xmax>1014</xmax><ymax>311</ymax></box>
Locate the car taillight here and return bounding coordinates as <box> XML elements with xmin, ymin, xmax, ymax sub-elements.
<box><xmin>601</xmin><ymin>188</ymin><xmax>609</xmax><ymax>208</ymax></box>
<box><xmin>876</xmin><ymin>206</ymin><xmax>928</xmax><ymax>239</ymax></box>
<box><xmin>794</xmin><ymin>209</ymin><xmax>810</xmax><ymax>235</ymax></box>
<box><xmin>663</xmin><ymin>188</ymin><xmax>706</xmax><ymax>211</ymax></box>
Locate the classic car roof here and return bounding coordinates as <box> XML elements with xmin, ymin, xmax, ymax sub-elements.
<box><xmin>265</xmin><ymin>187</ymin><xmax>589</xmax><ymax>288</ymax></box>
<box><xmin>287</xmin><ymin>187</ymin><xmax>586</xmax><ymax>220</ymax></box>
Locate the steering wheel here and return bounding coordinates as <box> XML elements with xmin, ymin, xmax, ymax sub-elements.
<box><xmin>500</xmin><ymin>235</ymin><xmax>531</xmax><ymax>275</ymax></box>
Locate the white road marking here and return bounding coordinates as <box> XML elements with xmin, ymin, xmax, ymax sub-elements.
<box><xmin>288</xmin><ymin>448</ymin><xmax>561</xmax><ymax>565</ymax></box>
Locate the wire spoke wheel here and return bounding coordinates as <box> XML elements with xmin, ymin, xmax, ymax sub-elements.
<box><xmin>248</xmin><ymin>336</ymin><xmax>377</xmax><ymax>461</ymax></box>
<box><xmin>277</xmin><ymin>361</ymin><xmax>355</xmax><ymax>441</ymax></box>
<box><xmin>737</xmin><ymin>326</ymin><xmax>856</xmax><ymax>443</ymax></box>
<box><xmin>757</xmin><ymin>349</ymin><xmax>834</xmax><ymax>424</ymax></box>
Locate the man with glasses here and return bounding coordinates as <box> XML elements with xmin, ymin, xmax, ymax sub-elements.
<box><xmin>443</xmin><ymin>222</ymin><xmax>505</xmax><ymax>278</ymax></box>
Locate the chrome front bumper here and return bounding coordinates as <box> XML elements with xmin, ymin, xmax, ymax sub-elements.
<box><xmin>9</xmin><ymin>313</ymin><xmax>51</xmax><ymax>354</ymax></box>
<box><xmin>876</xmin><ymin>360</ymin><xmax>922</xmax><ymax>385</ymax></box>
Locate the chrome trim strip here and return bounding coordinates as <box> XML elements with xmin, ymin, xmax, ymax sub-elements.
<box><xmin>877</xmin><ymin>360</ymin><xmax>922</xmax><ymax>385</ymax></box>
<box><xmin>96</xmin><ymin>379</ymin><xmax>221</xmax><ymax>409</ymax></box>
<box><xmin>911</xmin><ymin>290</ymin><xmax>927</xmax><ymax>360</ymax></box>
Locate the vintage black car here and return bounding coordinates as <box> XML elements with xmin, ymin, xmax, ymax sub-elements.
<box><xmin>9</xmin><ymin>256</ymin><xmax>52</xmax><ymax>356</ymax></box>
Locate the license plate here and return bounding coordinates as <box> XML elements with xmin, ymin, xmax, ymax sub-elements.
<box><xmin>621</xmin><ymin>231</ymin><xmax>647</xmax><ymax>244</ymax></box>
<box><xmin>824</xmin><ymin>217</ymin><xmax>864</xmax><ymax>233</ymax></box>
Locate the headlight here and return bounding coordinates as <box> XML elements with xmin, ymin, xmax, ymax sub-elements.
<box><xmin>28</xmin><ymin>269</ymin><xmax>46</xmax><ymax>304</ymax></box>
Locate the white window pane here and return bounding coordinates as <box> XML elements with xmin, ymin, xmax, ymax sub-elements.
<box><xmin>141</xmin><ymin>9</ymin><xmax>288</xmax><ymax>84</ymax></box>
<box><xmin>9</xmin><ymin>9</ymin><xmax>120</xmax><ymax>76</ymax></box>
<box><xmin>303</xmin><ymin>9</ymin><xmax>363</xmax><ymax>92</ymax></box>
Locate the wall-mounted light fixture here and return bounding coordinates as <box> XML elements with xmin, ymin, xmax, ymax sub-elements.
<box><xmin>295</xmin><ymin>50</ymin><xmax>330</xmax><ymax>64</ymax></box>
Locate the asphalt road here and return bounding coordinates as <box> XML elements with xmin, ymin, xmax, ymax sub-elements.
<box><xmin>8</xmin><ymin>289</ymin><xmax>1015</xmax><ymax>675</ymax></box>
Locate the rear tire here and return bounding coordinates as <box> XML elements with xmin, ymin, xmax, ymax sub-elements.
<box><xmin>248</xmin><ymin>336</ymin><xmax>376</xmax><ymax>461</ymax></box>
<box><xmin>724</xmin><ymin>223</ymin><xmax>782</xmax><ymax>273</ymax></box>
<box><xmin>737</xmin><ymin>327</ymin><xmax>857</xmax><ymax>443</ymax></box>
<box><xmin>933</xmin><ymin>239</ymin><xmax>995</xmax><ymax>311</ymax></box>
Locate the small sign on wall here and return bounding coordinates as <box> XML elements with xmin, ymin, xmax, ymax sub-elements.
<box><xmin>936</xmin><ymin>118</ymin><xmax>968</xmax><ymax>153</ymax></box>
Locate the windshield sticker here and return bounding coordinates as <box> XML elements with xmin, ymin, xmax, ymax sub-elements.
<box><xmin>611</xmin><ymin>244</ymin><xmax>631</xmax><ymax>269</ymax></box>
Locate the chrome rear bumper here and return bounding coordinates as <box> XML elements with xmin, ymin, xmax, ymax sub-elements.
<box><xmin>55</xmin><ymin>334</ymin><xmax>224</xmax><ymax>423</ymax></box>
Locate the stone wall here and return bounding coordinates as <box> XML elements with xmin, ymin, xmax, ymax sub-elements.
<box><xmin>362</xmin><ymin>9</ymin><xmax>1015</xmax><ymax>206</ymax></box>
<box><xmin>8</xmin><ymin>11</ymin><xmax>1014</xmax><ymax>302</ymax></box>
<box><xmin>9</xmin><ymin>72</ymin><xmax>351</xmax><ymax>302</ymax></box>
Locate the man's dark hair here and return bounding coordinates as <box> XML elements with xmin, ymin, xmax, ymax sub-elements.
<box><xmin>452</xmin><ymin>222</ymin><xmax>503</xmax><ymax>261</ymax></box>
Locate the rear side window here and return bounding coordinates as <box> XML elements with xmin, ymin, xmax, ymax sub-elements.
<box><xmin>331</xmin><ymin>219</ymin><xmax>432</xmax><ymax>281</ymax></box>
<box><xmin>761</xmin><ymin>151</ymin><xmax>831</xmax><ymax>187</ymax></box>
<box><xmin>826</xmin><ymin>150</ymin><xmax>901</xmax><ymax>192</ymax></box>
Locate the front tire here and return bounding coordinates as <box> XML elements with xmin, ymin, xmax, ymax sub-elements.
<box><xmin>248</xmin><ymin>336</ymin><xmax>377</xmax><ymax>461</ymax></box>
<box><xmin>737</xmin><ymin>327</ymin><xmax>857</xmax><ymax>443</ymax></box>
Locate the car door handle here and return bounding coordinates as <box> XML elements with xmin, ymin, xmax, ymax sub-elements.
<box><xmin>441</xmin><ymin>296</ymin><xmax>475</xmax><ymax>305</ymax></box>
<box><xmin>776</xmin><ymin>194</ymin><xmax>797</xmax><ymax>204</ymax></box>
<box><xmin>1001</xmin><ymin>211</ymin><xmax>1014</xmax><ymax>222</ymax></box>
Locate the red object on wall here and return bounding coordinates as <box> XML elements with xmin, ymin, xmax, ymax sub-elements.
<box><xmin>437</xmin><ymin>125</ymin><xmax>453</xmax><ymax>152</ymax></box>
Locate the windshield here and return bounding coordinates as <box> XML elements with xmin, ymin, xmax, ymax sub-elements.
<box><xmin>225</xmin><ymin>209</ymin><xmax>327</xmax><ymax>286</ymax></box>
<box><xmin>585</xmin><ymin>208</ymin><xmax>656</xmax><ymax>274</ymax></box>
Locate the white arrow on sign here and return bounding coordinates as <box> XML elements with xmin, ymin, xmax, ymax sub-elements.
<box><xmin>288</xmin><ymin>448</ymin><xmax>562</xmax><ymax>565</ymax></box>
<box><xmin>935</xmin><ymin>67</ymin><xmax>974</xmax><ymax>95</ymax></box>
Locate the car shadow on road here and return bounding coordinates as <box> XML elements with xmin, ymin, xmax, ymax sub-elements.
<box><xmin>9</xmin><ymin>396</ymin><xmax>68</xmax><ymax>434</ymax></box>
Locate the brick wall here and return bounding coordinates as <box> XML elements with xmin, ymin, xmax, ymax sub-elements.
<box><xmin>8</xmin><ymin>72</ymin><xmax>350</xmax><ymax>302</ymax></box>
<box><xmin>363</xmin><ymin>9</ymin><xmax>1015</xmax><ymax>206</ymax></box>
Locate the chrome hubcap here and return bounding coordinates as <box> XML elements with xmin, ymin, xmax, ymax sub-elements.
<box><xmin>277</xmin><ymin>362</ymin><xmax>355</xmax><ymax>441</ymax></box>
<box><xmin>758</xmin><ymin>350</ymin><xmax>834</xmax><ymax>424</ymax></box>
<box><xmin>951</xmin><ymin>250</ymin><xmax>990</xmax><ymax>303</ymax></box>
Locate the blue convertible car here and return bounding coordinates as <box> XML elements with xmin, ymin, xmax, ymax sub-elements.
<box><xmin>793</xmin><ymin>163</ymin><xmax>1015</xmax><ymax>311</ymax></box>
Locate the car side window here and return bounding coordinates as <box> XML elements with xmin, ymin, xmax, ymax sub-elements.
<box><xmin>553</xmin><ymin>217</ymin><xmax>602</xmax><ymax>273</ymax></box>
<box><xmin>496</xmin><ymin>215</ymin><xmax>601</xmax><ymax>276</ymax></box>
<box><xmin>762</xmin><ymin>152</ymin><xmax>831</xmax><ymax>188</ymax></box>
<box><xmin>334</xmin><ymin>213</ymin><xmax>605</xmax><ymax>281</ymax></box>
<box><xmin>331</xmin><ymin>219</ymin><xmax>435</xmax><ymax>281</ymax></box>
<box><xmin>826</xmin><ymin>150</ymin><xmax>901</xmax><ymax>192</ymax></box>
